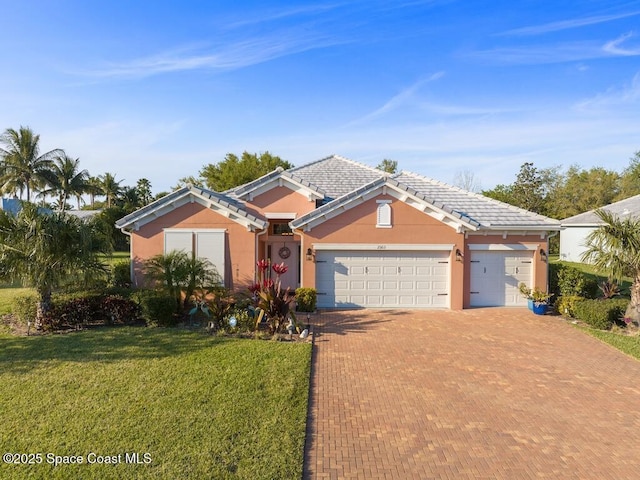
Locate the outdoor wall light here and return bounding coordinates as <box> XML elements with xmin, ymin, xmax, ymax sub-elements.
<box><xmin>306</xmin><ymin>248</ymin><xmax>313</xmax><ymax>261</ymax></box>
<box><xmin>540</xmin><ymin>248</ymin><xmax>548</xmax><ymax>261</ymax></box>
<box><xmin>455</xmin><ymin>248</ymin><xmax>463</xmax><ymax>262</ymax></box>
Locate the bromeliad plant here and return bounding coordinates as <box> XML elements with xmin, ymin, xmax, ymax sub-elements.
<box><xmin>250</xmin><ymin>259</ymin><xmax>298</xmax><ymax>334</ymax></box>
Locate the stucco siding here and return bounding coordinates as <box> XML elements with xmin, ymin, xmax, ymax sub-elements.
<box><xmin>130</xmin><ymin>202</ymin><xmax>257</xmax><ymax>290</ymax></box>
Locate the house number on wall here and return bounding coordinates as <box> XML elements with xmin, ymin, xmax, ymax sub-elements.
<box><xmin>279</xmin><ymin>246</ymin><xmax>291</xmax><ymax>259</ymax></box>
<box><xmin>377</xmin><ymin>245</ymin><xmax>387</xmax><ymax>250</ymax></box>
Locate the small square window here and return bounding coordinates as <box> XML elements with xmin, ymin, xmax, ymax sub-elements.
<box><xmin>271</xmin><ymin>222</ymin><xmax>293</xmax><ymax>235</ymax></box>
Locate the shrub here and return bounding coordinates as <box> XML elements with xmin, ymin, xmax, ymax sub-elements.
<box><xmin>554</xmin><ymin>295</ymin><xmax>584</xmax><ymax>318</ymax></box>
<box><xmin>205</xmin><ymin>290</ymin><xmax>236</xmax><ymax>330</ymax></box>
<box><xmin>110</xmin><ymin>260</ymin><xmax>132</xmax><ymax>288</ymax></box>
<box><xmin>101</xmin><ymin>295</ymin><xmax>140</xmax><ymax>324</ymax></box>
<box><xmin>53</xmin><ymin>297</ymin><xmax>95</xmax><ymax>328</ymax></box>
<box><xmin>295</xmin><ymin>287</ymin><xmax>317</xmax><ymax>312</ymax></box>
<box><xmin>132</xmin><ymin>290</ymin><xmax>176</xmax><ymax>327</ymax></box>
<box><xmin>556</xmin><ymin>265</ymin><xmax>599</xmax><ymax>298</ymax></box>
<box><xmin>12</xmin><ymin>293</ymin><xmax>38</xmax><ymax>325</ymax></box>
<box><xmin>573</xmin><ymin>298</ymin><xmax>630</xmax><ymax>330</ymax></box>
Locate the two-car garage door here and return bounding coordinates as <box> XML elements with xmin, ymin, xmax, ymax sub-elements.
<box><xmin>315</xmin><ymin>250</ymin><xmax>450</xmax><ymax>308</ymax></box>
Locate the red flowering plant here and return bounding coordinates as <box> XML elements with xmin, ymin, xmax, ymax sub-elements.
<box><xmin>250</xmin><ymin>259</ymin><xmax>298</xmax><ymax>334</ymax></box>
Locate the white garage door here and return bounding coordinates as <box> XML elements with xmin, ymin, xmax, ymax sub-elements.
<box><xmin>316</xmin><ymin>250</ymin><xmax>450</xmax><ymax>308</ymax></box>
<box><xmin>469</xmin><ymin>251</ymin><xmax>533</xmax><ymax>307</ymax></box>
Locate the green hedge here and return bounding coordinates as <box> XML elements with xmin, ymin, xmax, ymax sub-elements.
<box><xmin>573</xmin><ymin>298</ymin><xmax>629</xmax><ymax>330</ymax></box>
<box><xmin>295</xmin><ymin>287</ymin><xmax>317</xmax><ymax>312</ymax></box>
<box><xmin>12</xmin><ymin>293</ymin><xmax>38</xmax><ymax>325</ymax></box>
<box><xmin>554</xmin><ymin>264</ymin><xmax>599</xmax><ymax>298</ymax></box>
<box><xmin>554</xmin><ymin>295</ymin><xmax>584</xmax><ymax>318</ymax></box>
<box><xmin>131</xmin><ymin>290</ymin><xmax>177</xmax><ymax>327</ymax></box>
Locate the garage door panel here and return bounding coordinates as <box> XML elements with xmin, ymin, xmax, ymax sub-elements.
<box><xmin>316</xmin><ymin>249</ymin><xmax>450</xmax><ymax>308</ymax></box>
<box><xmin>470</xmin><ymin>251</ymin><xmax>533</xmax><ymax>307</ymax></box>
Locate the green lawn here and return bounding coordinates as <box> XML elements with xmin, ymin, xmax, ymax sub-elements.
<box><xmin>0</xmin><ymin>328</ymin><xmax>311</xmax><ymax>479</ymax></box>
<box><xmin>577</xmin><ymin>326</ymin><xmax>640</xmax><ymax>361</ymax></box>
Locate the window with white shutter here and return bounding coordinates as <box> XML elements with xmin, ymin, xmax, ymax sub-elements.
<box><xmin>164</xmin><ymin>229</ymin><xmax>226</xmax><ymax>285</ymax></box>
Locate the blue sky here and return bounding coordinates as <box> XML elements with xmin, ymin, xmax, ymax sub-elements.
<box><xmin>1</xmin><ymin>1</ymin><xmax>639</xmax><ymax>194</ymax></box>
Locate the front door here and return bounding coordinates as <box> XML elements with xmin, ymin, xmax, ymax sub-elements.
<box><xmin>267</xmin><ymin>241</ymin><xmax>300</xmax><ymax>290</ymax></box>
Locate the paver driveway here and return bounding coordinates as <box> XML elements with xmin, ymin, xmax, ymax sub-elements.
<box><xmin>303</xmin><ymin>309</ymin><xmax>640</xmax><ymax>479</ymax></box>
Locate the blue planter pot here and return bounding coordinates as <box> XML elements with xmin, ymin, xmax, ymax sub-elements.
<box><xmin>532</xmin><ymin>303</ymin><xmax>548</xmax><ymax>315</ymax></box>
<box><xmin>527</xmin><ymin>299</ymin><xmax>534</xmax><ymax>311</ymax></box>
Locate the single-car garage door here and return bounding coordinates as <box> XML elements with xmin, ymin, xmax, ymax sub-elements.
<box><xmin>316</xmin><ymin>250</ymin><xmax>450</xmax><ymax>308</ymax></box>
<box><xmin>469</xmin><ymin>250</ymin><xmax>533</xmax><ymax>307</ymax></box>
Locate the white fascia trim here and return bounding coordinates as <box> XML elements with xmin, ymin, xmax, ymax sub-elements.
<box><xmin>313</xmin><ymin>243</ymin><xmax>455</xmax><ymax>251</ymax></box>
<box><xmin>468</xmin><ymin>244</ymin><xmax>539</xmax><ymax>251</ymax></box>
<box><xmin>264</xmin><ymin>212</ymin><xmax>297</xmax><ymax>219</ymax></box>
<box><xmin>163</xmin><ymin>228</ymin><xmax>227</xmax><ymax>233</ymax></box>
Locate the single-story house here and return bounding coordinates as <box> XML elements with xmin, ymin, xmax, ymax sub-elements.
<box><xmin>116</xmin><ymin>155</ymin><xmax>561</xmax><ymax>309</ymax></box>
<box><xmin>560</xmin><ymin>194</ymin><xmax>640</xmax><ymax>263</ymax></box>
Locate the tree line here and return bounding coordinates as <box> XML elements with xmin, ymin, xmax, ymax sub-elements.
<box><xmin>0</xmin><ymin>126</ymin><xmax>155</xmax><ymax>212</ymax></box>
<box><xmin>481</xmin><ymin>154</ymin><xmax>640</xmax><ymax>220</ymax></box>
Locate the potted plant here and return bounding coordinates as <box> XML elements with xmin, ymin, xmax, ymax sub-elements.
<box><xmin>519</xmin><ymin>283</ymin><xmax>534</xmax><ymax>311</ymax></box>
<box><xmin>531</xmin><ymin>287</ymin><xmax>553</xmax><ymax>315</ymax></box>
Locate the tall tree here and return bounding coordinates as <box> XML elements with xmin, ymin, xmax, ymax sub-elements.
<box><xmin>0</xmin><ymin>203</ymin><xmax>107</xmax><ymax>327</ymax></box>
<box><xmin>172</xmin><ymin>175</ymin><xmax>204</xmax><ymax>191</ymax></box>
<box><xmin>546</xmin><ymin>165</ymin><xmax>619</xmax><ymax>219</ymax></box>
<box><xmin>86</xmin><ymin>175</ymin><xmax>104</xmax><ymax>208</ymax></box>
<box><xmin>376</xmin><ymin>159</ymin><xmax>398</xmax><ymax>174</ymax></box>
<box><xmin>39</xmin><ymin>154</ymin><xmax>89</xmax><ymax>211</ymax></box>
<box><xmin>616</xmin><ymin>152</ymin><xmax>640</xmax><ymax>201</ymax></box>
<box><xmin>136</xmin><ymin>178</ymin><xmax>153</xmax><ymax>205</ymax></box>
<box><xmin>482</xmin><ymin>162</ymin><xmax>560</xmax><ymax>216</ymax></box>
<box><xmin>199</xmin><ymin>151</ymin><xmax>293</xmax><ymax>191</ymax></box>
<box><xmin>99</xmin><ymin>172</ymin><xmax>123</xmax><ymax>208</ymax></box>
<box><xmin>582</xmin><ymin>209</ymin><xmax>640</xmax><ymax>323</ymax></box>
<box><xmin>0</xmin><ymin>126</ymin><xmax>62</xmax><ymax>202</ymax></box>
<box><xmin>453</xmin><ymin>169</ymin><xmax>481</xmax><ymax>192</ymax></box>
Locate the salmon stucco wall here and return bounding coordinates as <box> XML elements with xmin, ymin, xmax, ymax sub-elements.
<box><xmin>245</xmin><ymin>186</ymin><xmax>317</xmax><ymax>218</ymax></box>
<box><xmin>298</xmin><ymin>195</ymin><xmax>466</xmax><ymax>309</ymax></box>
<box><xmin>130</xmin><ymin>202</ymin><xmax>257</xmax><ymax>290</ymax></box>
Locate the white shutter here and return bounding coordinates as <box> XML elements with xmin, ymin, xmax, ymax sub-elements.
<box><xmin>195</xmin><ymin>231</ymin><xmax>226</xmax><ymax>284</ymax></box>
<box><xmin>164</xmin><ymin>231</ymin><xmax>193</xmax><ymax>254</ymax></box>
<box><xmin>376</xmin><ymin>202</ymin><xmax>391</xmax><ymax>227</ymax></box>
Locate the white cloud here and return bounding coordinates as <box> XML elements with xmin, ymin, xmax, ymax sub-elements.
<box><xmin>603</xmin><ymin>32</ymin><xmax>640</xmax><ymax>56</ymax></box>
<box><xmin>80</xmin><ymin>29</ymin><xmax>346</xmax><ymax>79</ymax></box>
<box><xmin>499</xmin><ymin>11</ymin><xmax>640</xmax><ymax>36</ymax></box>
<box><xmin>575</xmin><ymin>72</ymin><xmax>640</xmax><ymax>110</ymax></box>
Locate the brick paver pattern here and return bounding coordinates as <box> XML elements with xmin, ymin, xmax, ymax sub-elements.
<box><xmin>303</xmin><ymin>309</ymin><xmax>640</xmax><ymax>479</ymax></box>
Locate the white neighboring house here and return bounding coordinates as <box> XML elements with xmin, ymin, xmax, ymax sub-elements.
<box><xmin>560</xmin><ymin>194</ymin><xmax>640</xmax><ymax>263</ymax></box>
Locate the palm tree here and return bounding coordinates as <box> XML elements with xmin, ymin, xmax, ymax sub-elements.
<box><xmin>0</xmin><ymin>126</ymin><xmax>62</xmax><ymax>202</ymax></box>
<box><xmin>99</xmin><ymin>172</ymin><xmax>123</xmax><ymax>208</ymax></box>
<box><xmin>143</xmin><ymin>250</ymin><xmax>220</xmax><ymax>312</ymax></box>
<box><xmin>39</xmin><ymin>154</ymin><xmax>89</xmax><ymax>211</ymax></box>
<box><xmin>0</xmin><ymin>203</ymin><xmax>107</xmax><ymax>327</ymax></box>
<box><xmin>581</xmin><ymin>209</ymin><xmax>640</xmax><ymax>322</ymax></box>
<box><xmin>86</xmin><ymin>175</ymin><xmax>104</xmax><ymax>208</ymax></box>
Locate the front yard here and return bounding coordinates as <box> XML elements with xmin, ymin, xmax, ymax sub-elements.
<box><xmin>0</xmin><ymin>327</ymin><xmax>311</xmax><ymax>479</ymax></box>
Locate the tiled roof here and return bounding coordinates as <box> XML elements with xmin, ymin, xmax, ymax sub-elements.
<box><xmin>291</xmin><ymin>170</ymin><xmax>560</xmax><ymax>231</ymax></box>
<box><xmin>115</xmin><ymin>185</ymin><xmax>266</xmax><ymax>230</ymax></box>
<box><xmin>288</xmin><ymin>155</ymin><xmax>387</xmax><ymax>200</ymax></box>
<box><xmin>561</xmin><ymin>194</ymin><xmax>640</xmax><ymax>225</ymax></box>
<box><xmin>393</xmin><ymin>172</ymin><xmax>561</xmax><ymax>229</ymax></box>
<box><xmin>227</xmin><ymin>167</ymin><xmax>325</xmax><ymax>199</ymax></box>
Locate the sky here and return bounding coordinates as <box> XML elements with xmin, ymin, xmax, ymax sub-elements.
<box><xmin>1</xmin><ymin>0</ymin><xmax>639</xmax><ymax>195</ymax></box>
